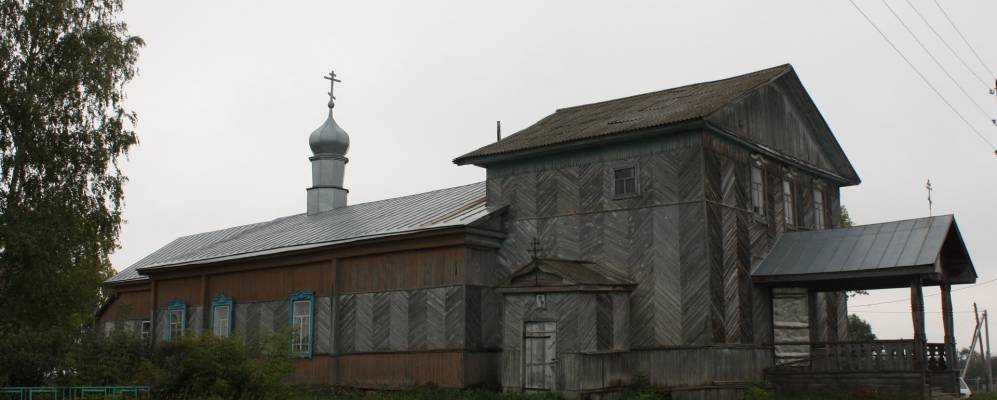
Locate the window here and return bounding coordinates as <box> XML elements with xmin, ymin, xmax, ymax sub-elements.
<box><xmin>613</xmin><ymin>166</ymin><xmax>637</xmax><ymax>197</ymax></box>
<box><xmin>165</xmin><ymin>299</ymin><xmax>186</xmax><ymax>341</ymax></box>
<box><xmin>288</xmin><ymin>290</ymin><xmax>315</xmax><ymax>357</ymax></box>
<box><xmin>813</xmin><ymin>187</ymin><xmax>825</xmax><ymax>229</ymax></box>
<box><xmin>140</xmin><ymin>320</ymin><xmax>152</xmax><ymax>341</ymax></box>
<box><xmin>211</xmin><ymin>294</ymin><xmax>233</xmax><ymax>337</ymax></box>
<box><xmin>750</xmin><ymin>165</ymin><xmax>765</xmax><ymax>216</ymax></box>
<box><xmin>782</xmin><ymin>180</ymin><xmax>795</xmax><ymax>225</ymax></box>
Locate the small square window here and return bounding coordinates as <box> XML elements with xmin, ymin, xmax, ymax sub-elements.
<box><xmin>613</xmin><ymin>166</ymin><xmax>637</xmax><ymax>197</ymax></box>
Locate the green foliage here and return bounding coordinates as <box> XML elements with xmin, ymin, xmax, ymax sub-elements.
<box><xmin>0</xmin><ymin>0</ymin><xmax>143</xmax><ymax>385</ymax></box>
<box><xmin>619</xmin><ymin>374</ymin><xmax>669</xmax><ymax>399</ymax></box>
<box><xmin>143</xmin><ymin>332</ymin><xmax>293</xmax><ymax>400</ymax></box>
<box><xmin>847</xmin><ymin>314</ymin><xmax>877</xmax><ymax>341</ymax></box>
<box><xmin>743</xmin><ymin>384</ymin><xmax>772</xmax><ymax>400</ymax></box>
<box><xmin>839</xmin><ymin>206</ymin><xmax>854</xmax><ymax>227</ymax></box>
<box><xmin>63</xmin><ymin>329</ymin><xmax>149</xmax><ymax>386</ymax></box>
<box><xmin>293</xmin><ymin>385</ymin><xmax>564</xmax><ymax>400</ymax></box>
<box><xmin>59</xmin><ymin>330</ymin><xmax>293</xmax><ymax>400</ymax></box>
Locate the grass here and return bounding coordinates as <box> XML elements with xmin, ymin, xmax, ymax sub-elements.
<box><xmin>290</xmin><ymin>381</ymin><xmax>670</xmax><ymax>400</ymax></box>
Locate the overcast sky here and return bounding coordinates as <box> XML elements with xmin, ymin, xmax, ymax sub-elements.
<box><xmin>116</xmin><ymin>1</ymin><xmax>996</xmax><ymax>348</ymax></box>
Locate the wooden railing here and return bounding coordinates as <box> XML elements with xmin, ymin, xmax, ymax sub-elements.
<box><xmin>811</xmin><ymin>340</ymin><xmax>916</xmax><ymax>371</ymax></box>
<box><xmin>775</xmin><ymin>340</ymin><xmax>952</xmax><ymax>373</ymax></box>
<box><xmin>925</xmin><ymin>343</ymin><xmax>949</xmax><ymax>372</ymax></box>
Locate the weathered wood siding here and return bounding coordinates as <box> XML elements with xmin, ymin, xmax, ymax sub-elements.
<box><xmin>155</xmin><ymin>277</ymin><xmax>202</xmax><ymax>306</ymax></box>
<box><xmin>705</xmin><ymin>72</ymin><xmax>852</xmax><ymax>180</ymax></box>
<box><xmin>100</xmin><ymin>288</ymin><xmax>151</xmax><ymax>322</ymax></box>
<box><xmin>338</xmin><ymin>247</ymin><xmax>465</xmax><ymax>293</ymax></box>
<box><xmin>208</xmin><ymin>262</ymin><xmax>329</xmax><ymax>301</ymax></box>
<box><xmin>487</xmin><ymin>132</ymin><xmax>708</xmax><ymax>349</ymax></box>
<box><xmin>703</xmin><ymin>134</ymin><xmax>848</xmax><ymax>348</ymax></box>
<box><xmin>501</xmin><ymin>291</ymin><xmax>630</xmax><ymax>391</ymax></box>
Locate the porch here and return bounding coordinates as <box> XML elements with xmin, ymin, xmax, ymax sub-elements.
<box><xmin>753</xmin><ymin>215</ymin><xmax>976</xmax><ymax>399</ymax></box>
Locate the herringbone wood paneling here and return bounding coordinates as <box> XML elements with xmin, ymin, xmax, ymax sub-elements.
<box><xmin>372</xmin><ymin>292</ymin><xmax>390</xmax><ymax>351</ymax></box>
<box><xmin>680</xmin><ymin>203</ymin><xmax>709</xmax><ymax>345</ymax></box>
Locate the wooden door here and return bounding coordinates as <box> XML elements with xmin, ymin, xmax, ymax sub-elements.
<box><xmin>523</xmin><ymin>321</ymin><xmax>556</xmax><ymax>391</ymax></box>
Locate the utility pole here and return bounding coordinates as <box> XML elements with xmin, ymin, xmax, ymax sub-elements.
<box><xmin>986</xmin><ymin>310</ymin><xmax>994</xmax><ymax>391</ymax></box>
<box><xmin>975</xmin><ymin>303</ymin><xmax>988</xmax><ymax>389</ymax></box>
<box><xmin>963</xmin><ymin>309</ymin><xmax>983</xmax><ymax>380</ymax></box>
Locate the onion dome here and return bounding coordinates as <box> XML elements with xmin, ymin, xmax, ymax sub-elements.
<box><xmin>309</xmin><ymin>108</ymin><xmax>350</xmax><ymax>156</ymax></box>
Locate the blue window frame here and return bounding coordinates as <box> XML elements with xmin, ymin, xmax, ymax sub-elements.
<box><xmin>211</xmin><ymin>294</ymin><xmax>234</xmax><ymax>337</ymax></box>
<box><xmin>165</xmin><ymin>299</ymin><xmax>187</xmax><ymax>342</ymax></box>
<box><xmin>288</xmin><ymin>290</ymin><xmax>315</xmax><ymax>358</ymax></box>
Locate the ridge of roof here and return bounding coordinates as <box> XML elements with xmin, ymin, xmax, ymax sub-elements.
<box><xmin>555</xmin><ymin>63</ymin><xmax>792</xmax><ymax>113</ymax></box>
<box><xmin>454</xmin><ymin>64</ymin><xmax>793</xmax><ymax>165</ymax></box>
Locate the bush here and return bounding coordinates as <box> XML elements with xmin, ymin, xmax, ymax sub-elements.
<box><xmin>64</xmin><ymin>329</ymin><xmax>149</xmax><ymax>386</ymax></box>
<box><xmin>65</xmin><ymin>329</ymin><xmax>293</xmax><ymax>400</ymax></box>
<box><xmin>743</xmin><ymin>384</ymin><xmax>771</xmax><ymax>400</ymax></box>
<box><xmin>144</xmin><ymin>331</ymin><xmax>293</xmax><ymax>400</ymax></box>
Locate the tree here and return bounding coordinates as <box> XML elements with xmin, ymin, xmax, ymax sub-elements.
<box><xmin>840</xmin><ymin>205</ymin><xmax>854</xmax><ymax>227</ymax></box>
<box><xmin>0</xmin><ymin>0</ymin><xmax>142</xmax><ymax>385</ymax></box>
<box><xmin>847</xmin><ymin>314</ymin><xmax>877</xmax><ymax>341</ymax></box>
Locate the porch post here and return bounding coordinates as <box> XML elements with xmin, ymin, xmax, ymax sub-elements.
<box><xmin>911</xmin><ymin>278</ymin><xmax>927</xmax><ymax>371</ymax></box>
<box><xmin>941</xmin><ymin>282</ymin><xmax>956</xmax><ymax>371</ymax></box>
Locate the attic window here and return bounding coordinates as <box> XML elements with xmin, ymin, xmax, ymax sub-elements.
<box><xmin>613</xmin><ymin>165</ymin><xmax>638</xmax><ymax>198</ymax></box>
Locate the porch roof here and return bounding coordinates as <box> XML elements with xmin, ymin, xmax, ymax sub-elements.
<box><xmin>752</xmin><ymin>215</ymin><xmax>976</xmax><ymax>290</ymax></box>
<box><xmin>498</xmin><ymin>258</ymin><xmax>636</xmax><ymax>293</ymax></box>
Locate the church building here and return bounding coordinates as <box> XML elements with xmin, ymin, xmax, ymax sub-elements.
<box><xmin>98</xmin><ymin>64</ymin><xmax>977</xmax><ymax>399</ymax></box>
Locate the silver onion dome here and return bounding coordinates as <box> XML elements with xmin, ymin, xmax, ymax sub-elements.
<box><xmin>309</xmin><ymin>109</ymin><xmax>350</xmax><ymax>156</ymax></box>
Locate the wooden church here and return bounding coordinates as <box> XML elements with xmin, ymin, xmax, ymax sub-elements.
<box><xmin>98</xmin><ymin>64</ymin><xmax>978</xmax><ymax>399</ymax></box>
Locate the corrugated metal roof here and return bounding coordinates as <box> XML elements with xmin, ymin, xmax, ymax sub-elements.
<box><xmin>107</xmin><ymin>182</ymin><xmax>491</xmax><ymax>284</ymax></box>
<box><xmin>454</xmin><ymin>64</ymin><xmax>791</xmax><ymax>164</ymax></box>
<box><xmin>752</xmin><ymin>215</ymin><xmax>970</xmax><ymax>281</ymax></box>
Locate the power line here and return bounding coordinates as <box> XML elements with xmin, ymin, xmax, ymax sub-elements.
<box><xmin>846</xmin><ymin>0</ymin><xmax>997</xmax><ymax>152</ymax></box>
<box><xmin>852</xmin><ymin>310</ymin><xmax>974</xmax><ymax>314</ymax></box>
<box><xmin>880</xmin><ymin>0</ymin><xmax>994</xmax><ymax>121</ymax></box>
<box><xmin>932</xmin><ymin>0</ymin><xmax>997</xmax><ymax>78</ymax></box>
<box><xmin>850</xmin><ymin>277</ymin><xmax>997</xmax><ymax>308</ymax></box>
<box><xmin>902</xmin><ymin>0</ymin><xmax>991</xmax><ymax>89</ymax></box>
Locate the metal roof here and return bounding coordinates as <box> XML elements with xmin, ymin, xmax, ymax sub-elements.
<box><xmin>455</xmin><ymin>64</ymin><xmax>791</xmax><ymax>165</ymax></box>
<box><xmin>752</xmin><ymin>215</ymin><xmax>976</xmax><ymax>287</ymax></box>
<box><xmin>106</xmin><ymin>182</ymin><xmax>492</xmax><ymax>284</ymax></box>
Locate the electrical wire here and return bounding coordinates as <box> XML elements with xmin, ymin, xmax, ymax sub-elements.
<box><xmin>850</xmin><ymin>277</ymin><xmax>997</xmax><ymax>308</ymax></box>
<box><xmin>902</xmin><ymin>0</ymin><xmax>991</xmax><ymax>89</ymax></box>
<box><xmin>931</xmin><ymin>0</ymin><xmax>997</xmax><ymax>79</ymax></box>
<box><xmin>880</xmin><ymin>0</ymin><xmax>993</xmax><ymax>121</ymax></box>
<box><xmin>851</xmin><ymin>310</ymin><xmax>974</xmax><ymax>314</ymax></box>
<box><xmin>846</xmin><ymin>0</ymin><xmax>997</xmax><ymax>152</ymax></box>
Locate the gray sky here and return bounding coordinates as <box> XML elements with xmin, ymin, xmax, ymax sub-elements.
<box><xmin>116</xmin><ymin>0</ymin><xmax>996</xmax><ymax>348</ymax></box>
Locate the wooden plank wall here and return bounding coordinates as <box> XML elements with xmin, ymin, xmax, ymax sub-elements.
<box><xmin>501</xmin><ymin>291</ymin><xmax>630</xmax><ymax>389</ymax></box>
<box><xmin>208</xmin><ymin>262</ymin><xmax>329</xmax><ymax>302</ymax></box>
<box><xmin>704</xmin><ymin>72</ymin><xmax>846</xmax><ymax>178</ymax></box>
<box><xmin>487</xmin><ymin>132</ymin><xmax>709</xmax><ymax>349</ymax></box>
<box><xmin>338</xmin><ymin>247</ymin><xmax>464</xmax><ymax>293</ymax></box>
<box><xmin>101</xmin><ymin>289</ymin><xmax>151</xmax><ymax>321</ymax></box>
<box><xmin>155</xmin><ymin>276</ymin><xmax>202</xmax><ymax>306</ymax></box>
